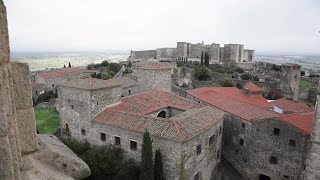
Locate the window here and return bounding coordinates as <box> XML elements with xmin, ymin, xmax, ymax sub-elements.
<box><xmin>194</xmin><ymin>172</ymin><xmax>201</xmax><ymax>180</ymax></box>
<box><xmin>65</xmin><ymin>123</ymin><xmax>70</xmax><ymax>134</ymax></box>
<box><xmin>241</xmin><ymin>123</ymin><xmax>245</xmax><ymax>128</ymax></box>
<box><xmin>289</xmin><ymin>140</ymin><xmax>296</xmax><ymax>147</ymax></box>
<box><xmin>81</xmin><ymin>129</ymin><xmax>86</xmax><ymax>135</ymax></box>
<box><xmin>35</xmin><ymin>91</ymin><xmax>38</xmax><ymax>95</ymax></box>
<box><xmin>269</xmin><ymin>156</ymin><xmax>278</xmax><ymax>164</ymax></box>
<box><xmin>209</xmin><ymin>134</ymin><xmax>215</xmax><ymax>146</ymax></box>
<box><xmin>128</xmin><ymin>89</ymin><xmax>131</xmax><ymax>94</ymax></box>
<box><xmin>100</xmin><ymin>133</ymin><xmax>106</xmax><ymax>141</ymax></box>
<box><xmin>52</xmin><ymin>84</ymin><xmax>55</xmax><ymax>87</ymax></box>
<box><xmin>115</xmin><ymin>136</ymin><xmax>121</xmax><ymax>146</ymax></box>
<box><xmin>196</xmin><ymin>145</ymin><xmax>202</xmax><ymax>155</ymax></box>
<box><xmin>96</xmin><ymin>102</ymin><xmax>99</xmax><ymax>105</ymax></box>
<box><xmin>219</xmin><ymin>127</ymin><xmax>222</xmax><ymax>135</ymax></box>
<box><xmin>283</xmin><ymin>175</ymin><xmax>289</xmax><ymax>179</ymax></box>
<box><xmin>239</xmin><ymin>138</ymin><xmax>244</xmax><ymax>146</ymax></box>
<box><xmin>130</xmin><ymin>140</ymin><xmax>137</xmax><ymax>150</ymax></box>
<box><xmin>273</xmin><ymin>128</ymin><xmax>280</xmax><ymax>136</ymax></box>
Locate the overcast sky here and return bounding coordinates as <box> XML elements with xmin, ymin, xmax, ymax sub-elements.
<box><xmin>3</xmin><ymin>0</ymin><xmax>320</xmax><ymax>54</ymax></box>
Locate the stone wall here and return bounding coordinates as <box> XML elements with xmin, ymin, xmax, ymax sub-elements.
<box><xmin>280</xmin><ymin>64</ymin><xmax>301</xmax><ymax>101</ymax></box>
<box><xmin>136</xmin><ymin>68</ymin><xmax>173</xmax><ymax>92</ymax></box>
<box><xmin>173</xmin><ymin>66</ymin><xmax>193</xmax><ymax>87</ymax></box>
<box><xmin>156</xmin><ymin>48</ymin><xmax>177</xmax><ymax>60</ymax></box>
<box><xmin>129</xmin><ymin>50</ymin><xmax>157</xmax><ymax>60</ymax></box>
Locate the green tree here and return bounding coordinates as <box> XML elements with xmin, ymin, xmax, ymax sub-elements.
<box><xmin>240</xmin><ymin>73</ymin><xmax>253</xmax><ymax>80</ymax></box>
<box><xmin>200</xmin><ymin>52</ymin><xmax>204</xmax><ymax>65</ymax></box>
<box><xmin>176</xmin><ymin>60</ymin><xmax>184</xmax><ymax>67</ymax></box>
<box><xmin>128</xmin><ymin>61</ymin><xmax>132</xmax><ymax>68</ymax></box>
<box><xmin>204</xmin><ymin>52</ymin><xmax>210</xmax><ymax>67</ymax></box>
<box><xmin>194</xmin><ymin>66</ymin><xmax>210</xmax><ymax>81</ymax></box>
<box><xmin>154</xmin><ymin>149</ymin><xmax>165</xmax><ymax>180</ymax></box>
<box><xmin>63</xmin><ymin>64</ymin><xmax>66</xmax><ymax>68</ymax></box>
<box><xmin>218</xmin><ymin>79</ymin><xmax>234</xmax><ymax>87</ymax></box>
<box><xmin>68</xmin><ymin>62</ymin><xmax>71</xmax><ymax>67</ymax></box>
<box><xmin>140</xmin><ymin>130</ymin><xmax>154</xmax><ymax>180</ymax></box>
<box><xmin>101</xmin><ymin>60</ymin><xmax>109</xmax><ymax>67</ymax></box>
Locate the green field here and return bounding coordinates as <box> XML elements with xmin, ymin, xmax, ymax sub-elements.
<box><xmin>35</xmin><ymin>107</ymin><xmax>60</xmax><ymax>134</ymax></box>
<box><xmin>300</xmin><ymin>79</ymin><xmax>317</xmax><ymax>88</ymax></box>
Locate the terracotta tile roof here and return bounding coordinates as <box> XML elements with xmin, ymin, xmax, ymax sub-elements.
<box><xmin>31</xmin><ymin>82</ymin><xmax>43</xmax><ymax>87</ymax></box>
<box><xmin>271</xmin><ymin>98</ymin><xmax>314</xmax><ymax>114</ymax></box>
<box><xmin>95</xmin><ymin>90</ymin><xmax>225</xmax><ymax>141</ymax></box>
<box><xmin>187</xmin><ymin>87</ymin><xmax>277</xmax><ymax>121</ymax></box>
<box><xmin>278</xmin><ymin>113</ymin><xmax>315</xmax><ymax>135</ymax></box>
<box><xmin>39</xmin><ymin>68</ymin><xmax>82</xmax><ymax>79</ymax></box>
<box><xmin>139</xmin><ymin>62</ymin><xmax>174</xmax><ymax>70</ymax></box>
<box><xmin>58</xmin><ymin>78</ymin><xmax>122</xmax><ymax>90</ymax></box>
<box><xmin>244</xmin><ymin>82</ymin><xmax>262</xmax><ymax>93</ymax></box>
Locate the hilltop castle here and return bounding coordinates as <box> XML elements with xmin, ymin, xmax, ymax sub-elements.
<box><xmin>128</xmin><ymin>41</ymin><xmax>255</xmax><ymax>65</ymax></box>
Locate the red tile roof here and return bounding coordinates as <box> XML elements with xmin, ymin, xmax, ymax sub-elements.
<box><xmin>278</xmin><ymin>113</ymin><xmax>315</xmax><ymax>135</ymax></box>
<box><xmin>58</xmin><ymin>78</ymin><xmax>122</xmax><ymax>90</ymax></box>
<box><xmin>31</xmin><ymin>82</ymin><xmax>43</xmax><ymax>87</ymax></box>
<box><xmin>139</xmin><ymin>62</ymin><xmax>174</xmax><ymax>70</ymax></box>
<box><xmin>39</xmin><ymin>68</ymin><xmax>82</xmax><ymax>79</ymax></box>
<box><xmin>271</xmin><ymin>98</ymin><xmax>314</xmax><ymax>114</ymax></box>
<box><xmin>95</xmin><ymin>89</ymin><xmax>225</xmax><ymax>141</ymax></box>
<box><xmin>244</xmin><ymin>82</ymin><xmax>262</xmax><ymax>93</ymax></box>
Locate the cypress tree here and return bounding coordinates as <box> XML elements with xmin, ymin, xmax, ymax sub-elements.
<box><xmin>68</xmin><ymin>62</ymin><xmax>71</xmax><ymax>67</ymax></box>
<box><xmin>154</xmin><ymin>149</ymin><xmax>165</xmax><ymax>180</ymax></box>
<box><xmin>63</xmin><ymin>64</ymin><xmax>66</xmax><ymax>68</ymax></box>
<box><xmin>204</xmin><ymin>52</ymin><xmax>210</xmax><ymax>67</ymax></box>
<box><xmin>140</xmin><ymin>130</ymin><xmax>154</xmax><ymax>180</ymax></box>
<box><xmin>200</xmin><ymin>52</ymin><xmax>204</xmax><ymax>65</ymax></box>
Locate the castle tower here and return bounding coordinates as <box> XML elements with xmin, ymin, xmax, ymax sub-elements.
<box><xmin>304</xmin><ymin>81</ymin><xmax>320</xmax><ymax>179</ymax></box>
<box><xmin>280</xmin><ymin>63</ymin><xmax>301</xmax><ymax>101</ymax></box>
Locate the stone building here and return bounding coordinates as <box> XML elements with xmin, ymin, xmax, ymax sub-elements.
<box><xmin>34</xmin><ymin>67</ymin><xmax>97</xmax><ymax>93</ymax></box>
<box><xmin>59</xmin><ymin>88</ymin><xmax>225</xmax><ymax>180</ymax></box>
<box><xmin>187</xmin><ymin>83</ymin><xmax>314</xmax><ymax>180</ymax></box>
<box><xmin>128</xmin><ymin>41</ymin><xmax>254</xmax><ymax>64</ymax></box>
<box><xmin>280</xmin><ymin>63</ymin><xmax>301</xmax><ymax>101</ymax></box>
<box><xmin>0</xmin><ymin>1</ymin><xmax>90</xmax><ymax>179</ymax></box>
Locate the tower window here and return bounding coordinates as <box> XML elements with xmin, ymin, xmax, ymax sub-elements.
<box><xmin>196</xmin><ymin>145</ymin><xmax>202</xmax><ymax>155</ymax></box>
<box><xmin>100</xmin><ymin>133</ymin><xmax>106</xmax><ymax>141</ymax></box>
<box><xmin>239</xmin><ymin>138</ymin><xmax>244</xmax><ymax>146</ymax></box>
<box><xmin>273</xmin><ymin>128</ymin><xmax>280</xmax><ymax>136</ymax></box>
<box><xmin>269</xmin><ymin>156</ymin><xmax>278</xmax><ymax>164</ymax></box>
<box><xmin>289</xmin><ymin>140</ymin><xmax>296</xmax><ymax>147</ymax></box>
<box><xmin>130</xmin><ymin>140</ymin><xmax>137</xmax><ymax>150</ymax></box>
<box><xmin>71</xmin><ymin>105</ymin><xmax>74</xmax><ymax>109</ymax></box>
<box><xmin>241</xmin><ymin>123</ymin><xmax>245</xmax><ymax>128</ymax></box>
<box><xmin>96</xmin><ymin>102</ymin><xmax>99</xmax><ymax>105</ymax></box>
<box><xmin>81</xmin><ymin>129</ymin><xmax>86</xmax><ymax>135</ymax></box>
<box><xmin>115</xmin><ymin>136</ymin><xmax>121</xmax><ymax>146</ymax></box>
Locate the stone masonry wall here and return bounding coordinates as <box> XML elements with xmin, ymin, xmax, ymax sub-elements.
<box><xmin>129</xmin><ymin>50</ymin><xmax>157</xmax><ymax>60</ymax></box>
<box><xmin>136</xmin><ymin>68</ymin><xmax>172</xmax><ymax>92</ymax></box>
<box><xmin>90</xmin><ymin>87</ymin><xmax>122</xmax><ymax>116</ymax></box>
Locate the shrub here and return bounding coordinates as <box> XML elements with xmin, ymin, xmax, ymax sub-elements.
<box><xmin>235</xmin><ymin>68</ymin><xmax>244</xmax><ymax>73</ymax></box>
<box><xmin>272</xmin><ymin>64</ymin><xmax>281</xmax><ymax>71</ymax></box>
<box><xmin>253</xmin><ymin>76</ymin><xmax>259</xmax><ymax>81</ymax></box>
<box><xmin>215</xmin><ymin>68</ymin><xmax>225</xmax><ymax>74</ymax></box>
<box><xmin>240</xmin><ymin>73</ymin><xmax>253</xmax><ymax>80</ymax></box>
<box><xmin>101</xmin><ymin>60</ymin><xmax>109</xmax><ymax>67</ymax></box>
<box><xmin>176</xmin><ymin>60</ymin><xmax>184</xmax><ymax>67</ymax></box>
<box><xmin>301</xmin><ymin>71</ymin><xmax>305</xmax><ymax>76</ymax></box>
<box><xmin>309</xmin><ymin>74</ymin><xmax>320</xmax><ymax>78</ymax></box>
<box><xmin>140</xmin><ymin>130</ymin><xmax>154</xmax><ymax>180</ymax></box>
<box><xmin>218</xmin><ymin>79</ymin><xmax>234</xmax><ymax>87</ymax></box>
<box><xmin>194</xmin><ymin>66</ymin><xmax>210</xmax><ymax>81</ymax></box>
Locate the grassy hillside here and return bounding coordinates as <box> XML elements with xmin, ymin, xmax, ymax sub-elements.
<box><xmin>35</xmin><ymin>107</ymin><xmax>60</xmax><ymax>134</ymax></box>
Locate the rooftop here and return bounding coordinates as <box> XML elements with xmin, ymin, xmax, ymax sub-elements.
<box><xmin>58</xmin><ymin>78</ymin><xmax>122</xmax><ymax>90</ymax></box>
<box><xmin>244</xmin><ymin>82</ymin><xmax>262</xmax><ymax>94</ymax></box>
<box><xmin>39</xmin><ymin>68</ymin><xmax>82</xmax><ymax>79</ymax></box>
<box><xmin>95</xmin><ymin>89</ymin><xmax>224</xmax><ymax>141</ymax></box>
<box><xmin>271</xmin><ymin>98</ymin><xmax>314</xmax><ymax>114</ymax></box>
<box><xmin>278</xmin><ymin>113</ymin><xmax>314</xmax><ymax>135</ymax></box>
<box><xmin>138</xmin><ymin>62</ymin><xmax>174</xmax><ymax>70</ymax></box>
<box><xmin>31</xmin><ymin>82</ymin><xmax>43</xmax><ymax>87</ymax></box>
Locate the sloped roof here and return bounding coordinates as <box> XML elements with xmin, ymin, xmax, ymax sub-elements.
<box><xmin>58</xmin><ymin>78</ymin><xmax>122</xmax><ymax>90</ymax></box>
<box><xmin>39</xmin><ymin>68</ymin><xmax>82</xmax><ymax>79</ymax></box>
<box><xmin>31</xmin><ymin>82</ymin><xmax>43</xmax><ymax>87</ymax></box>
<box><xmin>95</xmin><ymin>89</ymin><xmax>225</xmax><ymax>141</ymax></box>
<box><xmin>271</xmin><ymin>98</ymin><xmax>313</xmax><ymax>114</ymax></box>
<box><xmin>278</xmin><ymin>113</ymin><xmax>314</xmax><ymax>135</ymax></box>
<box><xmin>244</xmin><ymin>82</ymin><xmax>262</xmax><ymax>93</ymax></box>
<box><xmin>139</xmin><ymin>62</ymin><xmax>173</xmax><ymax>70</ymax></box>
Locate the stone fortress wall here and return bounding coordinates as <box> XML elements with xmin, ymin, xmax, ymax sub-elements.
<box><xmin>129</xmin><ymin>41</ymin><xmax>254</xmax><ymax>64</ymax></box>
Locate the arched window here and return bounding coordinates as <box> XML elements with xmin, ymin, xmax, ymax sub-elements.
<box><xmin>157</xmin><ymin>111</ymin><xmax>166</xmax><ymax>118</ymax></box>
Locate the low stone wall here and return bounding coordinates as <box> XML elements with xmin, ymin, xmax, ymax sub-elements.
<box><xmin>236</xmin><ymin>62</ymin><xmax>255</xmax><ymax>70</ymax></box>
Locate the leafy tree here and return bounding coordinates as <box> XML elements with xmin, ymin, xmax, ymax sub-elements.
<box><xmin>194</xmin><ymin>66</ymin><xmax>210</xmax><ymax>81</ymax></box>
<box><xmin>240</xmin><ymin>73</ymin><xmax>253</xmax><ymax>80</ymax></box>
<box><xmin>101</xmin><ymin>60</ymin><xmax>109</xmax><ymax>67</ymax></box>
<box><xmin>108</xmin><ymin>63</ymin><xmax>122</xmax><ymax>73</ymax></box>
<box><xmin>140</xmin><ymin>130</ymin><xmax>154</xmax><ymax>180</ymax></box>
<box><xmin>68</xmin><ymin>62</ymin><xmax>71</xmax><ymax>67</ymax></box>
<box><xmin>63</xmin><ymin>64</ymin><xmax>66</xmax><ymax>68</ymax></box>
<box><xmin>96</xmin><ymin>73</ymin><xmax>102</xmax><ymax>79</ymax></box>
<box><xmin>218</xmin><ymin>79</ymin><xmax>234</xmax><ymax>87</ymax></box>
<box><xmin>91</xmin><ymin>73</ymin><xmax>97</xmax><ymax>78</ymax></box>
<box><xmin>154</xmin><ymin>149</ymin><xmax>165</xmax><ymax>180</ymax></box>
<box><xmin>128</xmin><ymin>61</ymin><xmax>132</xmax><ymax>68</ymax></box>
<box><xmin>176</xmin><ymin>60</ymin><xmax>184</xmax><ymax>67</ymax></box>
<box><xmin>200</xmin><ymin>52</ymin><xmax>204</xmax><ymax>65</ymax></box>
<box><xmin>272</xmin><ymin>64</ymin><xmax>281</xmax><ymax>71</ymax></box>
<box><xmin>204</xmin><ymin>52</ymin><xmax>210</xmax><ymax>67</ymax></box>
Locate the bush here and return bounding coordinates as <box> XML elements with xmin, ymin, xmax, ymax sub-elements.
<box><xmin>101</xmin><ymin>60</ymin><xmax>109</xmax><ymax>67</ymax></box>
<box><xmin>253</xmin><ymin>76</ymin><xmax>259</xmax><ymax>81</ymax></box>
<box><xmin>235</xmin><ymin>68</ymin><xmax>244</xmax><ymax>73</ymax></box>
<box><xmin>108</xmin><ymin>63</ymin><xmax>122</xmax><ymax>73</ymax></box>
<box><xmin>218</xmin><ymin>79</ymin><xmax>234</xmax><ymax>87</ymax></box>
<box><xmin>309</xmin><ymin>74</ymin><xmax>320</xmax><ymax>78</ymax></box>
<box><xmin>272</xmin><ymin>64</ymin><xmax>281</xmax><ymax>71</ymax></box>
<box><xmin>176</xmin><ymin>60</ymin><xmax>184</xmax><ymax>67</ymax></box>
<box><xmin>240</xmin><ymin>73</ymin><xmax>253</xmax><ymax>80</ymax></box>
<box><xmin>194</xmin><ymin>66</ymin><xmax>210</xmax><ymax>81</ymax></box>
<box><xmin>36</xmin><ymin>91</ymin><xmax>57</xmax><ymax>105</ymax></box>
<box><xmin>301</xmin><ymin>71</ymin><xmax>305</xmax><ymax>76</ymax></box>
<box><xmin>215</xmin><ymin>68</ymin><xmax>225</xmax><ymax>74</ymax></box>
<box><xmin>60</xmin><ymin>138</ymin><xmax>141</xmax><ymax>180</ymax></box>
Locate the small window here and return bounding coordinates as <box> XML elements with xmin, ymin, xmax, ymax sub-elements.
<box><xmin>130</xmin><ymin>140</ymin><xmax>137</xmax><ymax>150</ymax></box>
<box><xmin>239</xmin><ymin>138</ymin><xmax>244</xmax><ymax>146</ymax></box>
<box><xmin>194</xmin><ymin>172</ymin><xmax>201</xmax><ymax>180</ymax></box>
<box><xmin>100</xmin><ymin>133</ymin><xmax>106</xmax><ymax>141</ymax></box>
<box><xmin>52</xmin><ymin>84</ymin><xmax>55</xmax><ymax>87</ymax></box>
<box><xmin>219</xmin><ymin>127</ymin><xmax>222</xmax><ymax>135</ymax></box>
<box><xmin>198</xmin><ymin>101</ymin><xmax>201</xmax><ymax>104</ymax></box>
<box><xmin>283</xmin><ymin>175</ymin><xmax>289</xmax><ymax>179</ymax></box>
<box><xmin>128</xmin><ymin>89</ymin><xmax>131</xmax><ymax>94</ymax></box>
<box><xmin>81</xmin><ymin>129</ymin><xmax>86</xmax><ymax>135</ymax></box>
<box><xmin>196</xmin><ymin>145</ymin><xmax>202</xmax><ymax>155</ymax></box>
<box><xmin>209</xmin><ymin>134</ymin><xmax>215</xmax><ymax>146</ymax></box>
<box><xmin>273</xmin><ymin>128</ymin><xmax>280</xmax><ymax>136</ymax></box>
<box><xmin>241</xmin><ymin>123</ymin><xmax>245</xmax><ymax>128</ymax></box>
<box><xmin>96</xmin><ymin>102</ymin><xmax>99</xmax><ymax>105</ymax></box>
<box><xmin>115</xmin><ymin>136</ymin><xmax>121</xmax><ymax>146</ymax></box>
<box><xmin>71</xmin><ymin>105</ymin><xmax>74</xmax><ymax>109</ymax></box>
<box><xmin>35</xmin><ymin>91</ymin><xmax>38</xmax><ymax>95</ymax></box>
<box><xmin>269</xmin><ymin>156</ymin><xmax>278</xmax><ymax>164</ymax></box>
<box><xmin>289</xmin><ymin>140</ymin><xmax>296</xmax><ymax>147</ymax></box>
